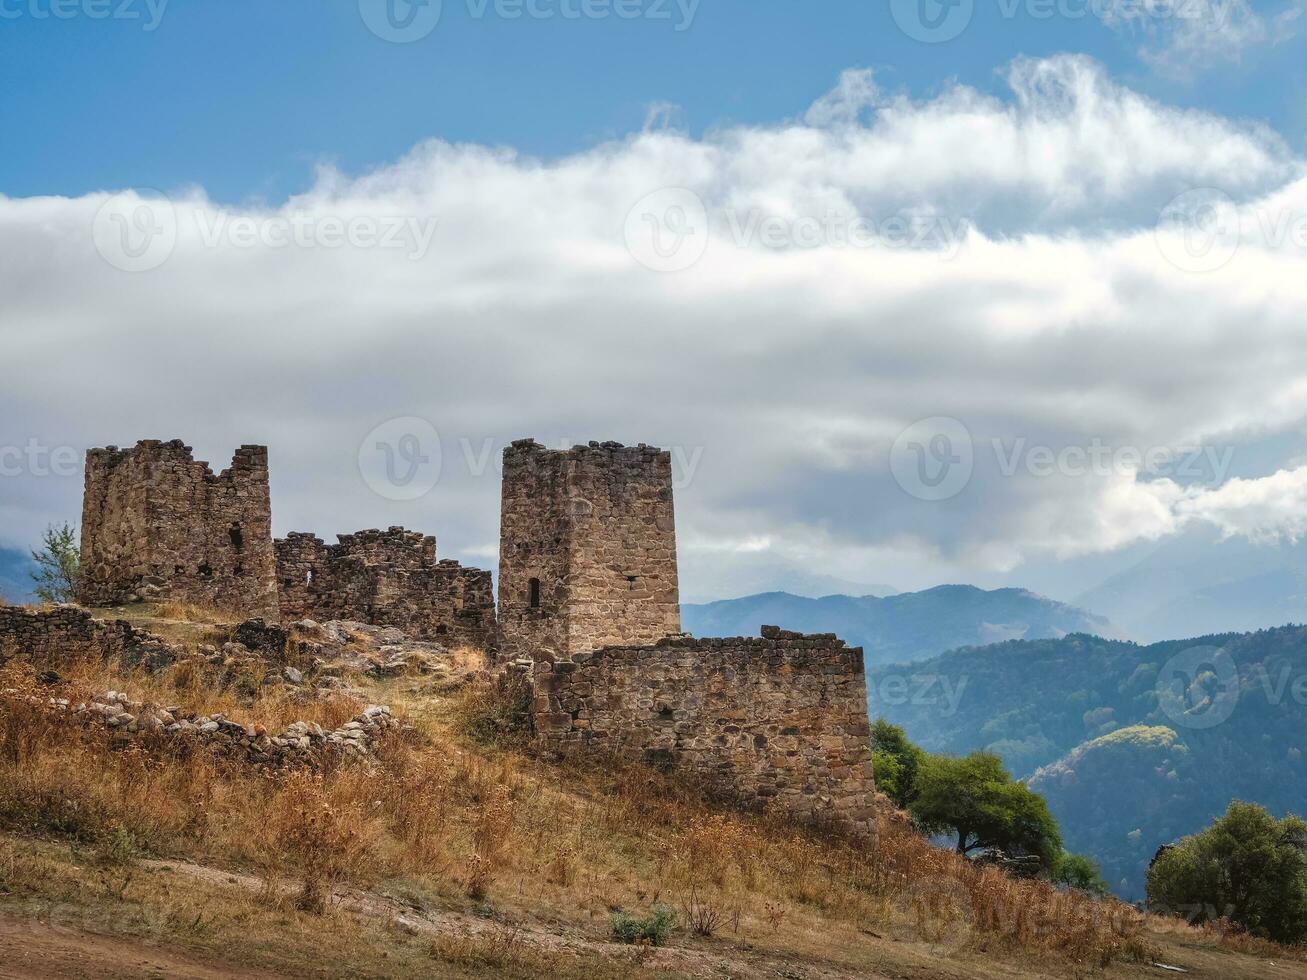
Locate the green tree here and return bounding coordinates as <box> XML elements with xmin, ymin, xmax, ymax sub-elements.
<box><xmin>30</xmin><ymin>523</ymin><xmax>79</xmax><ymax>604</ymax></box>
<box><xmin>911</xmin><ymin>751</ymin><xmax>1062</xmax><ymax>872</ymax></box>
<box><xmin>1053</xmin><ymin>852</ymin><xmax>1109</xmax><ymax>895</ymax></box>
<box><xmin>871</xmin><ymin>718</ymin><xmax>925</xmax><ymax>808</ymax></box>
<box><xmin>1147</xmin><ymin>801</ymin><xmax>1307</xmax><ymax>944</ymax></box>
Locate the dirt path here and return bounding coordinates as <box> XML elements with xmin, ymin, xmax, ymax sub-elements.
<box><xmin>144</xmin><ymin>858</ymin><xmax>894</xmax><ymax>980</ymax></box>
<box><xmin>0</xmin><ymin>912</ymin><xmax>284</xmax><ymax>980</ymax></box>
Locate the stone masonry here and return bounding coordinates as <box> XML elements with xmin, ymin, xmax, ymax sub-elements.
<box><xmin>533</xmin><ymin>627</ymin><xmax>876</xmax><ymax>833</ymax></box>
<box><xmin>78</xmin><ymin>440</ymin><xmax>278</xmax><ymax>618</ymax></box>
<box><xmin>497</xmin><ymin>439</ymin><xmax>680</xmax><ymax>662</ymax></box>
<box><xmin>0</xmin><ymin>605</ymin><xmax>180</xmax><ymax>672</ymax></box>
<box><xmin>275</xmin><ymin>527</ymin><xmax>496</xmax><ymax>649</ymax></box>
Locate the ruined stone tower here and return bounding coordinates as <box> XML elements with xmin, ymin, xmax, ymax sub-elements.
<box><xmin>78</xmin><ymin>440</ymin><xmax>278</xmax><ymax>618</ymax></box>
<box><xmin>497</xmin><ymin>439</ymin><xmax>680</xmax><ymax>661</ymax></box>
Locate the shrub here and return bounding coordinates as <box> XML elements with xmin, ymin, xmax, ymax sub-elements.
<box><xmin>452</xmin><ymin>669</ymin><xmax>533</xmax><ymax>746</ymax></box>
<box><xmin>610</xmin><ymin>905</ymin><xmax>676</xmax><ymax>946</ymax></box>
<box><xmin>1148</xmin><ymin>800</ymin><xmax>1307</xmax><ymax>944</ymax></box>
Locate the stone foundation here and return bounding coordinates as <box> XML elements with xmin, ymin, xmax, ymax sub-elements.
<box><xmin>0</xmin><ymin>605</ymin><xmax>180</xmax><ymax>671</ymax></box>
<box><xmin>532</xmin><ymin>626</ymin><xmax>875</xmax><ymax>834</ymax></box>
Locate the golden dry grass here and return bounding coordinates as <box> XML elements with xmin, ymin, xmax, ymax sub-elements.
<box><xmin>0</xmin><ymin>630</ymin><xmax>1304</xmax><ymax>978</ymax></box>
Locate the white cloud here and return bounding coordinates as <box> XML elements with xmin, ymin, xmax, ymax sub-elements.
<box><xmin>1126</xmin><ymin>0</ymin><xmax>1306</xmax><ymax>78</ymax></box>
<box><xmin>1</xmin><ymin>55</ymin><xmax>1306</xmax><ymax>598</ymax></box>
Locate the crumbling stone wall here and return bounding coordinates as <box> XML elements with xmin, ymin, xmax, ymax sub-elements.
<box><xmin>3</xmin><ymin>682</ymin><xmax>398</xmax><ymax>769</ymax></box>
<box><xmin>78</xmin><ymin>440</ymin><xmax>278</xmax><ymax>618</ymax></box>
<box><xmin>275</xmin><ymin>527</ymin><xmax>495</xmax><ymax>649</ymax></box>
<box><xmin>532</xmin><ymin>627</ymin><xmax>875</xmax><ymax>834</ymax></box>
<box><xmin>498</xmin><ymin>439</ymin><xmax>680</xmax><ymax>661</ymax></box>
<box><xmin>0</xmin><ymin>605</ymin><xmax>180</xmax><ymax>671</ymax></box>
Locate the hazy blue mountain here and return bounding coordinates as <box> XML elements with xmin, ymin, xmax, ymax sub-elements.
<box><xmin>1076</xmin><ymin>527</ymin><xmax>1307</xmax><ymax>641</ymax></box>
<box><xmin>870</xmin><ymin>627</ymin><xmax>1307</xmax><ymax>899</ymax></box>
<box><xmin>682</xmin><ymin>585</ymin><xmax>1119</xmax><ymax>667</ymax></box>
<box><xmin>678</xmin><ymin>554</ymin><xmax>895</xmax><ymax>605</ymax></box>
<box><xmin>0</xmin><ymin>547</ymin><xmax>35</xmax><ymax>603</ymax></box>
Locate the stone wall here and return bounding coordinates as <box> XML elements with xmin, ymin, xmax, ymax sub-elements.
<box><xmin>275</xmin><ymin>527</ymin><xmax>495</xmax><ymax>650</ymax></box>
<box><xmin>0</xmin><ymin>605</ymin><xmax>180</xmax><ymax>671</ymax></box>
<box><xmin>498</xmin><ymin>439</ymin><xmax>680</xmax><ymax>661</ymax></box>
<box><xmin>78</xmin><ymin>439</ymin><xmax>278</xmax><ymax>618</ymax></box>
<box><xmin>532</xmin><ymin>627</ymin><xmax>875</xmax><ymax>833</ymax></box>
<box><xmin>3</xmin><ymin>683</ymin><xmax>398</xmax><ymax>769</ymax></box>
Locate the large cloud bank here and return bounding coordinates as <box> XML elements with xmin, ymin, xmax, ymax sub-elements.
<box><xmin>2</xmin><ymin>54</ymin><xmax>1305</xmax><ymax>598</ymax></box>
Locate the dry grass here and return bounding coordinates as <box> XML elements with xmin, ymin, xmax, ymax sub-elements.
<box><xmin>149</xmin><ymin>600</ymin><xmax>234</xmax><ymax>625</ymax></box>
<box><xmin>1</xmin><ymin>634</ymin><xmax>1305</xmax><ymax>978</ymax></box>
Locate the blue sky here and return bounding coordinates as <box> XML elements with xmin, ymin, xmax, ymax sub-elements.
<box><xmin>3</xmin><ymin>0</ymin><xmax>1303</xmax><ymax>202</ymax></box>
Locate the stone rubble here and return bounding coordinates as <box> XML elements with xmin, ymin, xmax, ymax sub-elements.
<box><xmin>289</xmin><ymin>619</ymin><xmax>478</xmax><ymax>683</ymax></box>
<box><xmin>5</xmin><ymin>684</ymin><xmax>400</xmax><ymax>768</ymax></box>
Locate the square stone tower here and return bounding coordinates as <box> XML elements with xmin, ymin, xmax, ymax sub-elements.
<box><xmin>497</xmin><ymin>439</ymin><xmax>680</xmax><ymax>661</ymax></box>
<box><xmin>78</xmin><ymin>439</ymin><xmax>279</xmax><ymax>618</ymax></box>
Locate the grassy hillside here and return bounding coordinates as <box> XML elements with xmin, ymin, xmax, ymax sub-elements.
<box><xmin>683</xmin><ymin>586</ymin><xmax>1119</xmax><ymax>667</ymax></box>
<box><xmin>2</xmin><ymin>605</ymin><xmax>1301</xmax><ymax>977</ymax></box>
<box><xmin>869</xmin><ymin>627</ymin><xmax>1307</xmax><ymax>899</ymax></box>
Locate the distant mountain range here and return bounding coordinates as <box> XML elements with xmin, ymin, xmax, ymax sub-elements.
<box><xmin>1075</xmin><ymin>528</ymin><xmax>1307</xmax><ymax>642</ymax></box>
<box><xmin>0</xmin><ymin>547</ymin><xmax>34</xmax><ymax>603</ymax></box>
<box><xmin>681</xmin><ymin>585</ymin><xmax>1120</xmax><ymax>667</ymax></box>
<box><xmin>868</xmin><ymin>628</ymin><xmax>1307</xmax><ymax>899</ymax></box>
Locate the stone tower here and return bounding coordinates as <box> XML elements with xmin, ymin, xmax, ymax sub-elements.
<box><xmin>78</xmin><ymin>439</ymin><xmax>279</xmax><ymax>618</ymax></box>
<box><xmin>497</xmin><ymin>439</ymin><xmax>680</xmax><ymax>661</ymax></box>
